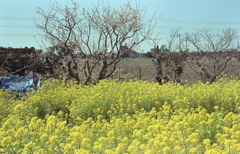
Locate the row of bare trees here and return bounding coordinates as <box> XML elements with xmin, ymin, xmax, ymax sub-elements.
<box><xmin>0</xmin><ymin>1</ymin><xmax>238</xmax><ymax>85</ymax></box>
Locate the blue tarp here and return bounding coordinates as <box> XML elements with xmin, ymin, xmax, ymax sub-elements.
<box><xmin>0</xmin><ymin>76</ymin><xmax>40</xmax><ymax>93</ymax></box>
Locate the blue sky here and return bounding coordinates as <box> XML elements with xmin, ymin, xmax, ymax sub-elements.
<box><xmin>0</xmin><ymin>0</ymin><xmax>239</xmax><ymax>52</ymax></box>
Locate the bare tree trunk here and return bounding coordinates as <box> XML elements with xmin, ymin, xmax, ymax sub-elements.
<box><xmin>155</xmin><ymin>55</ymin><xmax>163</xmax><ymax>85</ymax></box>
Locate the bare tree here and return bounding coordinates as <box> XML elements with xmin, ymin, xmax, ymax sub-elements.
<box><xmin>36</xmin><ymin>1</ymin><xmax>159</xmax><ymax>84</ymax></box>
<box><xmin>186</xmin><ymin>28</ymin><xmax>238</xmax><ymax>83</ymax></box>
<box><xmin>153</xmin><ymin>45</ymin><xmax>188</xmax><ymax>85</ymax></box>
<box><xmin>168</xmin><ymin>28</ymin><xmax>184</xmax><ymax>51</ymax></box>
<box><xmin>152</xmin><ymin>29</ymin><xmax>188</xmax><ymax>85</ymax></box>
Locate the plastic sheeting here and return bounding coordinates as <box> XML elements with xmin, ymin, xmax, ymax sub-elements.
<box><xmin>0</xmin><ymin>76</ymin><xmax>40</xmax><ymax>93</ymax></box>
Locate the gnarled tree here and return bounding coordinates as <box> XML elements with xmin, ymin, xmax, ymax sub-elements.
<box><xmin>36</xmin><ymin>1</ymin><xmax>159</xmax><ymax>84</ymax></box>
<box><xmin>153</xmin><ymin>45</ymin><xmax>188</xmax><ymax>85</ymax></box>
<box><xmin>186</xmin><ymin>28</ymin><xmax>238</xmax><ymax>83</ymax></box>
<box><xmin>153</xmin><ymin>29</ymin><xmax>188</xmax><ymax>85</ymax></box>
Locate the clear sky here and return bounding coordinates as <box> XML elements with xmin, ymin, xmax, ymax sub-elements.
<box><xmin>0</xmin><ymin>0</ymin><xmax>239</xmax><ymax>52</ymax></box>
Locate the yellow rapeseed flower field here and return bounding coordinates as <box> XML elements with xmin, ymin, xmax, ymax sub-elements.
<box><xmin>0</xmin><ymin>78</ymin><xmax>240</xmax><ymax>153</ymax></box>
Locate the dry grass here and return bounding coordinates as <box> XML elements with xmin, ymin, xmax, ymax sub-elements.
<box><xmin>114</xmin><ymin>58</ymin><xmax>156</xmax><ymax>81</ymax></box>
<box><xmin>116</xmin><ymin>58</ymin><xmax>240</xmax><ymax>83</ymax></box>
<box><xmin>34</xmin><ymin>58</ymin><xmax>240</xmax><ymax>83</ymax></box>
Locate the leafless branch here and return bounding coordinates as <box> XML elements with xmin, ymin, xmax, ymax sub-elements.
<box><xmin>186</xmin><ymin>28</ymin><xmax>238</xmax><ymax>83</ymax></box>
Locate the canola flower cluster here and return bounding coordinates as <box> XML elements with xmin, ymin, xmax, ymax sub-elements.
<box><xmin>0</xmin><ymin>78</ymin><xmax>240</xmax><ymax>153</ymax></box>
